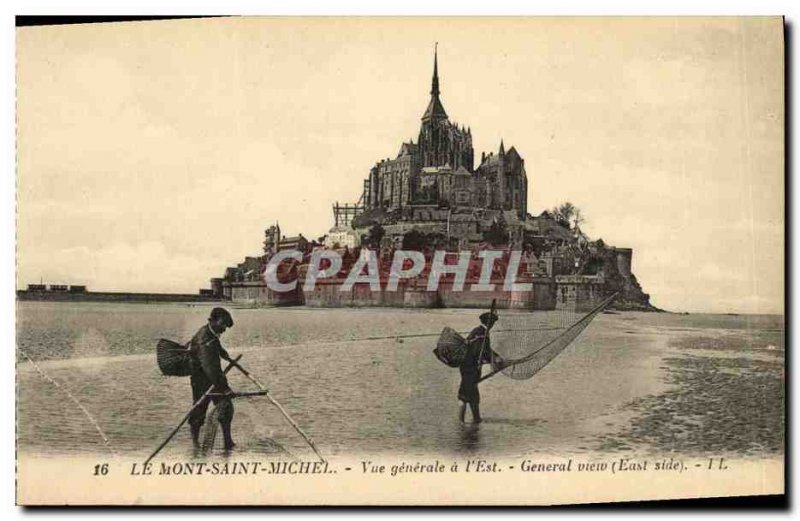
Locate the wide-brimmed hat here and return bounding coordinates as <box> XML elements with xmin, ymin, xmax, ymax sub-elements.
<box><xmin>209</xmin><ymin>307</ymin><xmax>234</xmax><ymax>327</ymax></box>
<box><xmin>479</xmin><ymin>311</ymin><xmax>499</xmax><ymax>325</ymax></box>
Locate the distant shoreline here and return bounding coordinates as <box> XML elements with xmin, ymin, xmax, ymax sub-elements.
<box><xmin>14</xmin><ymin>295</ymin><xmax>784</xmax><ymax>318</ymax></box>
<box><xmin>16</xmin><ymin>290</ymin><xmax>222</xmax><ymax>304</ymax></box>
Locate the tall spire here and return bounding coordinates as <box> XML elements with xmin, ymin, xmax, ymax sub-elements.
<box><xmin>421</xmin><ymin>43</ymin><xmax>448</xmax><ymax>122</ymax></box>
<box><xmin>431</xmin><ymin>42</ymin><xmax>440</xmax><ymax>96</ymax></box>
<box><xmin>499</xmin><ymin>139</ymin><xmax>505</xmax><ymax>155</ymax></box>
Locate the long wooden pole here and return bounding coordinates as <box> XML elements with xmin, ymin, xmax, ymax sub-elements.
<box><xmin>225</xmin><ymin>358</ymin><xmax>326</xmax><ymax>463</ymax></box>
<box><xmin>144</xmin><ymin>354</ymin><xmax>242</xmax><ymax>466</ymax></box>
<box><xmin>477</xmin><ymin>298</ymin><xmax>497</xmax><ymax>364</ymax></box>
<box><xmin>207</xmin><ymin>390</ymin><xmax>268</xmax><ymax>398</ymax></box>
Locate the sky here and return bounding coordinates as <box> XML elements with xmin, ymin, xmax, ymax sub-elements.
<box><xmin>16</xmin><ymin>17</ymin><xmax>784</xmax><ymax>314</ymax></box>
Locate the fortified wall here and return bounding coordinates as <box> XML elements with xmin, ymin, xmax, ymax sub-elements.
<box><xmin>224</xmin><ymin>268</ymin><xmax>600</xmax><ymax>312</ymax></box>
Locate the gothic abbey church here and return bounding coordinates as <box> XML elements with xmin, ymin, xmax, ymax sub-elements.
<box><xmin>347</xmin><ymin>47</ymin><xmax>529</xmax><ymax>245</ymax></box>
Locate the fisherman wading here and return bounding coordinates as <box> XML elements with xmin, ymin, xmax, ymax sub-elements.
<box><xmin>147</xmin><ymin>310</ymin><xmax>325</xmax><ymax>465</ymax></box>
<box><xmin>188</xmin><ymin>308</ymin><xmax>237</xmax><ymax>450</ymax></box>
<box><xmin>458</xmin><ymin>310</ymin><xmax>501</xmax><ymax>424</ymax></box>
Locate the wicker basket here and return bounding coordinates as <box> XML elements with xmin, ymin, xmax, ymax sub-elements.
<box><xmin>156</xmin><ymin>338</ymin><xmax>192</xmax><ymax>377</ymax></box>
<box><xmin>433</xmin><ymin>327</ymin><xmax>467</xmax><ymax>368</ymax></box>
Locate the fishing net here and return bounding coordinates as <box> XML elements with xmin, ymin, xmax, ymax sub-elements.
<box><xmin>201</xmin><ymin>404</ymin><xmax>221</xmax><ymax>453</ymax></box>
<box><xmin>484</xmin><ymin>293</ymin><xmax>617</xmax><ymax>381</ymax></box>
<box><xmin>198</xmin><ymin>395</ymin><xmax>298</xmax><ymax>459</ymax></box>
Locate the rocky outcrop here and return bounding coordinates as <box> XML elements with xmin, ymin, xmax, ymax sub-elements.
<box><xmin>581</xmin><ymin>244</ymin><xmax>662</xmax><ymax>312</ymax></box>
<box><xmin>611</xmin><ymin>272</ymin><xmax>663</xmax><ymax>312</ymax></box>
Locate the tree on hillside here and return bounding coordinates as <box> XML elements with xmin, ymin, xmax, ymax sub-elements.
<box><xmin>402</xmin><ymin>229</ymin><xmax>426</xmax><ymax>250</ymax></box>
<box><xmin>482</xmin><ymin>216</ymin><xmax>509</xmax><ymax>246</ymax></box>
<box><xmin>362</xmin><ymin>223</ymin><xmax>385</xmax><ymax>249</ymax></box>
<box><xmin>550</xmin><ymin>202</ymin><xmax>586</xmax><ymax>230</ymax></box>
<box><xmin>573</xmin><ymin>209</ymin><xmax>585</xmax><ymax>229</ymax></box>
<box><xmin>402</xmin><ymin>229</ymin><xmax>446</xmax><ymax>250</ymax></box>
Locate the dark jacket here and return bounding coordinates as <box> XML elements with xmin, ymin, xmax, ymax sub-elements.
<box><xmin>457</xmin><ymin>325</ymin><xmax>493</xmax><ymax>404</ymax></box>
<box><xmin>188</xmin><ymin>324</ymin><xmax>231</xmax><ymax>393</ymax></box>
<box><xmin>462</xmin><ymin>326</ymin><xmax>493</xmax><ymax>374</ymax></box>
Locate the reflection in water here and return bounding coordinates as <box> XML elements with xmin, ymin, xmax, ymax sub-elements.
<box><xmin>487</xmin><ymin>417</ymin><xmax>545</xmax><ymax>428</ymax></box>
<box><xmin>458</xmin><ymin>423</ymin><xmax>482</xmax><ymax>453</ymax></box>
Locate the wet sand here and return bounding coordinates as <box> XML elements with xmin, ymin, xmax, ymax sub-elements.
<box><xmin>16</xmin><ymin>302</ymin><xmax>784</xmax><ymax>461</ymax></box>
<box><xmin>597</xmin><ymin>327</ymin><xmax>784</xmax><ymax>456</ymax></box>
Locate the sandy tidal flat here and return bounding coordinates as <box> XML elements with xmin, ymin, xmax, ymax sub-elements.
<box><xmin>16</xmin><ymin>302</ymin><xmax>784</xmax><ymax>461</ymax></box>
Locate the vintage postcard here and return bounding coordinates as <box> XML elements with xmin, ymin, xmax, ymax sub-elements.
<box><xmin>15</xmin><ymin>17</ymin><xmax>784</xmax><ymax>505</ymax></box>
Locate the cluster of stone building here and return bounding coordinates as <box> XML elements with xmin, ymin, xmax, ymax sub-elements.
<box><xmin>361</xmin><ymin>49</ymin><xmax>527</xmax><ymax>219</ymax></box>
<box><xmin>326</xmin><ymin>48</ymin><xmax>529</xmax><ymax>251</ymax></box>
<box><xmin>209</xmin><ymin>49</ymin><xmax>654</xmax><ymax>312</ymax></box>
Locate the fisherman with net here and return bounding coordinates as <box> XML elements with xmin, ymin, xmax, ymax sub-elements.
<box><xmin>458</xmin><ymin>310</ymin><xmax>504</xmax><ymax>424</ymax></box>
<box><xmin>151</xmin><ymin>308</ymin><xmax>327</xmax><ymax>464</ymax></box>
<box><xmin>188</xmin><ymin>307</ymin><xmax>238</xmax><ymax>450</ymax></box>
<box><xmin>434</xmin><ymin>293</ymin><xmax>618</xmax><ymax>427</ymax></box>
